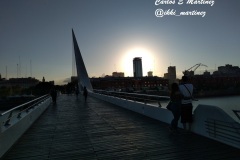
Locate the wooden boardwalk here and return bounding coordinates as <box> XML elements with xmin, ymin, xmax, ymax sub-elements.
<box><xmin>2</xmin><ymin>95</ymin><xmax>240</xmax><ymax>160</ymax></box>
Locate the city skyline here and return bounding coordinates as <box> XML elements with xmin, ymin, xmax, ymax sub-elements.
<box><xmin>0</xmin><ymin>0</ymin><xmax>240</xmax><ymax>84</ymax></box>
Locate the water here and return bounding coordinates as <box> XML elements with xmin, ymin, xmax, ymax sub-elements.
<box><xmin>193</xmin><ymin>96</ymin><xmax>240</xmax><ymax>123</ymax></box>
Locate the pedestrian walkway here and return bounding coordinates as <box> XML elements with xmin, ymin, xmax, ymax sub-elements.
<box><xmin>2</xmin><ymin>95</ymin><xmax>240</xmax><ymax>159</ymax></box>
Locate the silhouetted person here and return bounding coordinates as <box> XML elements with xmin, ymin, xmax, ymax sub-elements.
<box><xmin>67</xmin><ymin>87</ymin><xmax>71</xmax><ymax>95</ymax></box>
<box><xmin>83</xmin><ymin>86</ymin><xmax>88</xmax><ymax>102</ymax></box>
<box><xmin>50</xmin><ymin>87</ymin><xmax>57</xmax><ymax>104</ymax></box>
<box><xmin>169</xmin><ymin>83</ymin><xmax>182</xmax><ymax>132</ymax></box>
<box><xmin>75</xmin><ymin>86</ymin><xmax>79</xmax><ymax>97</ymax></box>
<box><xmin>179</xmin><ymin>76</ymin><xmax>193</xmax><ymax>131</ymax></box>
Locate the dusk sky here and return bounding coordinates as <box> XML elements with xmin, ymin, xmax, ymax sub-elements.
<box><xmin>0</xmin><ymin>0</ymin><xmax>240</xmax><ymax>84</ymax></box>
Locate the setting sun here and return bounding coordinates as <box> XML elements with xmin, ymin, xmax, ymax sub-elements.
<box><xmin>121</xmin><ymin>48</ymin><xmax>154</xmax><ymax>77</ymax></box>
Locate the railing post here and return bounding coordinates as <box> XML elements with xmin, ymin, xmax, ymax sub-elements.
<box><xmin>158</xmin><ymin>101</ymin><xmax>162</xmax><ymax>107</ymax></box>
<box><xmin>213</xmin><ymin>120</ymin><xmax>216</xmax><ymax>138</ymax></box>
<box><xmin>17</xmin><ymin>112</ymin><xmax>22</xmax><ymax>119</ymax></box>
<box><xmin>26</xmin><ymin>103</ymin><xmax>32</xmax><ymax>113</ymax></box>
<box><xmin>4</xmin><ymin>111</ymin><xmax>13</xmax><ymax>126</ymax></box>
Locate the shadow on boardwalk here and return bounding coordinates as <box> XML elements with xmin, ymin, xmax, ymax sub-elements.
<box><xmin>2</xmin><ymin>95</ymin><xmax>240</xmax><ymax>159</ymax></box>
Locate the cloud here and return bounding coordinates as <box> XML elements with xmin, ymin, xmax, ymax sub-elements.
<box><xmin>63</xmin><ymin>78</ymin><xmax>71</xmax><ymax>83</ymax></box>
<box><xmin>54</xmin><ymin>78</ymin><xmax>71</xmax><ymax>85</ymax></box>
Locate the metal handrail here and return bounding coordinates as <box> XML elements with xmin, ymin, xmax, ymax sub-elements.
<box><xmin>205</xmin><ymin>119</ymin><xmax>240</xmax><ymax>145</ymax></box>
<box><xmin>0</xmin><ymin>94</ymin><xmax>50</xmax><ymax>127</ymax></box>
<box><xmin>1</xmin><ymin>94</ymin><xmax>49</xmax><ymax>116</ymax></box>
<box><xmin>94</xmin><ymin>89</ymin><xmax>169</xmax><ymax>99</ymax></box>
<box><xmin>93</xmin><ymin>89</ymin><xmax>170</xmax><ymax>107</ymax></box>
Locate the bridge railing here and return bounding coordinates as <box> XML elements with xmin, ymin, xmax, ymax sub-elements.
<box><xmin>0</xmin><ymin>94</ymin><xmax>51</xmax><ymax>158</ymax></box>
<box><xmin>93</xmin><ymin>89</ymin><xmax>170</xmax><ymax>107</ymax></box>
<box><xmin>205</xmin><ymin>119</ymin><xmax>240</xmax><ymax>147</ymax></box>
<box><xmin>0</xmin><ymin>94</ymin><xmax>50</xmax><ymax>130</ymax></box>
<box><xmin>91</xmin><ymin>91</ymin><xmax>240</xmax><ymax>149</ymax></box>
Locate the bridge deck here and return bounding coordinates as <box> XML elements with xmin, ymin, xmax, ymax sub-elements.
<box><xmin>2</xmin><ymin>95</ymin><xmax>240</xmax><ymax>159</ymax></box>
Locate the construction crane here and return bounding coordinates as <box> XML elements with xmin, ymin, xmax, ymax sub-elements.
<box><xmin>183</xmin><ymin>63</ymin><xmax>208</xmax><ymax>76</ymax></box>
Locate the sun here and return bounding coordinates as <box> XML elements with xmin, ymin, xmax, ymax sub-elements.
<box><xmin>121</xmin><ymin>47</ymin><xmax>154</xmax><ymax>77</ymax></box>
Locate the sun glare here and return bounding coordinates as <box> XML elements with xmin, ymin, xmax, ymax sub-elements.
<box><xmin>121</xmin><ymin>48</ymin><xmax>154</xmax><ymax>77</ymax></box>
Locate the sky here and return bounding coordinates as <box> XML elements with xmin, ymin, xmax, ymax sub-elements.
<box><xmin>0</xmin><ymin>0</ymin><xmax>240</xmax><ymax>85</ymax></box>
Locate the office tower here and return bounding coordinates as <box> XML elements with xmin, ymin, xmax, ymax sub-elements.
<box><xmin>133</xmin><ymin>57</ymin><xmax>143</xmax><ymax>77</ymax></box>
<box><xmin>168</xmin><ymin>66</ymin><xmax>176</xmax><ymax>85</ymax></box>
<box><xmin>168</xmin><ymin>66</ymin><xmax>176</xmax><ymax>80</ymax></box>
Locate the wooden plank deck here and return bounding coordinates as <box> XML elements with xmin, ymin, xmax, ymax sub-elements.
<box><xmin>2</xmin><ymin>95</ymin><xmax>240</xmax><ymax>159</ymax></box>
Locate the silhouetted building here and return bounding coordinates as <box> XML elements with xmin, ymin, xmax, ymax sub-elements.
<box><xmin>203</xmin><ymin>70</ymin><xmax>211</xmax><ymax>76</ymax></box>
<box><xmin>164</xmin><ymin>66</ymin><xmax>176</xmax><ymax>85</ymax></box>
<box><xmin>112</xmin><ymin>72</ymin><xmax>124</xmax><ymax>77</ymax></box>
<box><xmin>133</xmin><ymin>57</ymin><xmax>143</xmax><ymax>77</ymax></box>
<box><xmin>0</xmin><ymin>77</ymin><xmax>40</xmax><ymax>89</ymax></box>
<box><xmin>90</xmin><ymin>76</ymin><xmax>168</xmax><ymax>92</ymax></box>
<box><xmin>213</xmin><ymin>64</ymin><xmax>240</xmax><ymax>76</ymax></box>
<box><xmin>49</xmin><ymin>81</ymin><xmax>55</xmax><ymax>85</ymax></box>
<box><xmin>168</xmin><ymin>66</ymin><xmax>176</xmax><ymax>80</ymax></box>
<box><xmin>148</xmin><ymin>71</ymin><xmax>153</xmax><ymax>77</ymax></box>
<box><xmin>189</xmin><ymin>74</ymin><xmax>240</xmax><ymax>97</ymax></box>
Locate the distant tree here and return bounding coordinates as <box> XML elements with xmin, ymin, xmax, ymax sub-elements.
<box><xmin>0</xmin><ymin>86</ymin><xmax>10</xmax><ymax>98</ymax></box>
<box><xmin>33</xmin><ymin>82</ymin><xmax>54</xmax><ymax>96</ymax></box>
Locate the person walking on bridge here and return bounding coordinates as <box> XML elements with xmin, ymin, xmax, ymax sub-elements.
<box><xmin>83</xmin><ymin>86</ymin><xmax>88</xmax><ymax>102</ymax></box>
<box><xmin>50</xmin><ymin>87</ymin><xmax>57</xmax><ymax>104</ymax></box>
<box><xmin>75</xmin><ymin>85</ymin><xmax>79</xmax><ymax>98</ymax></box>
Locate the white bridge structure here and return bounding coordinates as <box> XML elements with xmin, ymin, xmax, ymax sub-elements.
<box><xmin>90</xmin><ymin>90</ymin><xmax>240</xmax><ymax>149</ymax></box>
<box><xmin>0</xmin><ymin>95</ymin><xmax>51</xmax><ymax>157</ymax></box>
<box><xmin>0</xmin><ymin>30</ymin><xmax>239</xmax><ymax>158</ymax></box>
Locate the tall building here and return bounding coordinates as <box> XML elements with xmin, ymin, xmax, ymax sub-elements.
<box><xmin>133</xmin><ymin>57</ymin><xmax>143</xmax><ymax>77</ymax></box>
<box><xmin>164</xmin><ymin>66</ymin><xmax>177</xmax><ymax>86</ymax></box>
<box><xmin>168</xmin><ymin>66</ymin><xmax>176</xmax><ymax>80</ymax></box>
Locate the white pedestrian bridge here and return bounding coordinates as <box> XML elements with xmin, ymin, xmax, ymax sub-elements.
<box><xmin>1</xmin><ymin>29</ymin><xmax>239</xmax><ymax>158</ymax></box>
<box><xmin>0</xmin><ymin>92</ymin><xmax>239</xmax><ymax>159</ymax></box>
